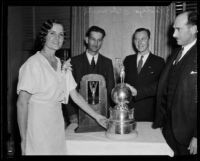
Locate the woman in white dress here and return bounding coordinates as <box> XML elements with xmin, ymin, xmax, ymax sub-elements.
<box><xmin>16</xmin><ymin>19</ymin><xmax>107</xmax><ymax>155</ymax></box>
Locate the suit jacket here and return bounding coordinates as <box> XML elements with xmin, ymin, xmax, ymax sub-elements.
<box><xmin>153</xmin><ymin>44</ymin><xmax>197</xmax><ymax>146</ymax></box>
<box><xmin>67</xmin><ymin>52</ymin><xmax>115</xmax><ymax>116</ymax></box>
<box><xmin>124</xmin><ymin>53</ymin><xmax>165</xmax><ymax>121</ymax></box>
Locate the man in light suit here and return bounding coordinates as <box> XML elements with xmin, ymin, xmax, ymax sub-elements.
<box><xmin>124</xmin><ymin>28</ymin><xmax>165</xmax><ymax>122</ymax></box>
<box><xmin>153</xmin><ymin>11</ymin><xmax>197</xmax><ymax>155</ymax></box>
<box><xmin>67</xmin><ymin>26</ymin><xmax>115</xmax><ymax>123</ymax></box>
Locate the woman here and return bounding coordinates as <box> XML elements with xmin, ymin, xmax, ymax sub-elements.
<box><xmin>16</xmin><ymin>19</ymin><xmax>107</xmax><ymax>155</ymax></box>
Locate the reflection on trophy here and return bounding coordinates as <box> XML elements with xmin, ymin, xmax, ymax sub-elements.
<box><xmin>106</xmin><ymin>63</ymin><xmax>137</xmax><ymax>139</ymax></box>
<box><xmin>89</xmin><ymin>81</ymin><xmax>98</xmax><ymax>105</ymax></box>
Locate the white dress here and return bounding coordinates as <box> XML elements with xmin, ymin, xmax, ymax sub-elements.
<box><xmin>17</xmin><ymin>52</ymin><xmax>77</xmax><ymax>155</ymax></box>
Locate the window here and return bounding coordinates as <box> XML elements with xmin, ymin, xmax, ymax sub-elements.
<box><xmin>175</xmin><ymin>1</ymin><xmax>197</xmax><ymax>15</ymax></box>
<box><xmin>22</xmin><ymin>6</ymin><xmax>71</xmax><ymax>52</ymax></box>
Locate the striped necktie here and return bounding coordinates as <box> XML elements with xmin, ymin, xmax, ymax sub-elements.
<box><xmin>174</xmin><ymin>48</ymin><xmax>184</xmax><ymax>65</ymax></box>
<box><xmin>137</xmin><ymin>55</ymin><xmax>144</xmax><ymax>73</ymax></box>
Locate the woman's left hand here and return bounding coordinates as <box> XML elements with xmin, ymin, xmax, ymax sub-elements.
<box><xmin>62</xmin><ymin>58</ymin><xmax>72</xmax><ymax>71</ymax></box>
<box><xmin>95</xmin><ymin>114</ymin><xmax>108</xmax><ymax>129</ymax></box>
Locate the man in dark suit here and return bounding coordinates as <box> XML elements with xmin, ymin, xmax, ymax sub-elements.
<box><xmin>153</xmin><ymin>11</ymin><xmax>197</xmax><ymax>155</ymax></box>
<box><xmin>67</xmin><ymin>26</ymin><xmax>115</xmax><ymax>123</ymax></box>
<box><xmin>123</xmin><ymin>28</ymin><xmax>165</xmax><ymax>122</ymax></box>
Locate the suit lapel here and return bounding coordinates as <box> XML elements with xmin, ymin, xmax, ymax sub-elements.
<box><xmin>132</xmin><ymin>54</ymin><xmax>138</xmax><ymax>75</ymax></box>
<box><xmin>82</xmin><ymin>52</ymin><xmax>91</xmax><ymax>73</ymax></box>
<box><xmin>95</xmin><ymin>54</ymin><xmax>105</xmax><ymax>73</ymax></box>
<box><xmin>138</xmin><ymin>53</ymin><xmax>152</xmax><ymax>75</ymax></box>
<box><xmin>174</xmin><ymin>44</ymin><xmax>197</xmax><ymax>84</ymax></box>
<box><xmin>95</xmin><ymin>54</ymin><xmax>101</xmax><ymax>72</ymax></box>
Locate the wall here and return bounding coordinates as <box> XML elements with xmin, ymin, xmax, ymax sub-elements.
<box><xmin>7</xmin><ymin>7</ymin><xmax>24</xmax><ymax>154</ymax></box>
<box><xmin>89</xmin><ymin>6</ymin><xmax>155</xmax><ymax>70</ymax></box>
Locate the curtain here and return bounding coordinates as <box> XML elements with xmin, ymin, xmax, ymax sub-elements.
<box><xmin>71</xmin><ymin>7</ymin><xmax>89</xmax><ymax>57</ymax></box>
<box><xmin>154</xmin><ymin>3</ymin><xmax>176</xmax><ymax>61</ymax></box>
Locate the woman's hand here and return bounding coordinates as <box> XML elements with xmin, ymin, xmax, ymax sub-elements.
<box><xmin>125</xmin><ymin>83</ymin><xmax>137</xmax><ymax>96</ymax></box>
<box><xmin>188</xmin><ymin>137</ymin><xmax>197</xmax><ymax>155</ymax></box>
<box><xmin>70</xmin><ymin>90</ymin><xmax>108</xmax><ymax>129</ymax></box>
<box><xmin>62</xmin><ymin>58</ymin><xmax>72</xmax><ymax>71</ymax></box>
<box><xmin>94</xmin><ymin>114</ymin><xmax>108</xmax><ymax>129</ymax></box>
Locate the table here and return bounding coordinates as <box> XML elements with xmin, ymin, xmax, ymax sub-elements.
<box><xmin>65</xmin><ymin>122</ymin><xmax>174</xmax><ymax>156</ymax></box>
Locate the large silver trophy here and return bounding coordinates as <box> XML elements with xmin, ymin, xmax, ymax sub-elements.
<box><xmin>106</xmin><ymin>61</ymin><xmax>137</xmax><ymax>139</ymax></box>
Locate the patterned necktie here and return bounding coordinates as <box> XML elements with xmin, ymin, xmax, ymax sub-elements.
<box><xmin>137</xmin><ymin>55</ymin><xmax>144</xmax><ymax>73</ymax></box>
<box><xmin>174</xmin><ymin>48</ymin><xmax>184</xmax><ymax>65</ymax></box>
<box><xmin>91</xmin><ymin>56</ymin><xmax>95</xmax><ymax>69</ymax></box>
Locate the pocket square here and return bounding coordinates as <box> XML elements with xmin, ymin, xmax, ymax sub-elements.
<box><xmin>190</xmin><ymin>71</ymin><xmax>197</xmax><ymax>74</ymax></box>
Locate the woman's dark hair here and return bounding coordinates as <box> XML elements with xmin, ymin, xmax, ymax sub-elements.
<box><xmin>33</xmin><ymin>19</ymin><xmax>66</xmax><ymax>52</ymax></box>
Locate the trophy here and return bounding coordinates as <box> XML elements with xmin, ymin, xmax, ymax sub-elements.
<box><xmin>75</xmin><ymin>74</ymin><xmax>108</xmax><ymax>133</ymax></box>
<box><xmin>106</xmin><ymin>61</ymin><xmax>137</xmax><ymax>139</ymax></box>
<box><xmin>89</xmin><ymin>81</ymin><xmax>98</xmax><ymax>105</ymax></box>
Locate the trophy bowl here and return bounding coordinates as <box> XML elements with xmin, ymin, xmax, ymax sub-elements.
<box><xmin>111</xmin><ymin>83</ymin><xmax>132</xmax><ymax>108</ymax></box>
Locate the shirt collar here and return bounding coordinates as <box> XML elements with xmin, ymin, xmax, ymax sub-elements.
<box><xmin>137</xmin><ymin>52</ymin><xmax>150</xmax><ymax>59</ymax></box>
<box><xmin>182</xmin><ymin>39</ymin><xmax>197</xmax><ymax>54</ymax></box>
<box><xmin>86</xmin><ymin>50</ymin><xmax>99</xmax><ymax>64</ymax></box>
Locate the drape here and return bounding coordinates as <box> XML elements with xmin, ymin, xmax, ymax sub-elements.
<box><xmin>154</xmin><ymin>3</ymin><xmax>176</xmax><ymax>61</ymax></box>
<box><xmin>71</xmin><ymin>7</ymin><xmax>89</xmax><ymax>57</ymax></box>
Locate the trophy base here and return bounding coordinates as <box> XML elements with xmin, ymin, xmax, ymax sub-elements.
<box><xmin>105</xmin><ymin>130</ymin><xmax>138</xmax><ymax>140</ymax></box>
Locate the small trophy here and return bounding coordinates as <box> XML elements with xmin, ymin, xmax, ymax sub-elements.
<box><xmin>89</xmin><ymin>81</ymin><xmax>98</xmax><ymax>105</ymax></box>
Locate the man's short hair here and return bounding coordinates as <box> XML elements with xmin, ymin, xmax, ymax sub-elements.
<box><xmin>133</xmin><ymin>28</ymin><xmax>151</xmax><ymax>39</ymax></box>
<box><xmin>86</xmin><ymin>26</ymin><xmax>106</xmax><ymax>38</ymax></box>
<box><xmin>186</xmin><ymin>11</ymin><xmax>197</xmax><ymax>26</ymax></box>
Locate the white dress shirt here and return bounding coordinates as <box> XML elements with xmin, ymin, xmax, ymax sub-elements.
<box><xmin>173</xmin><ymin>39</ymin><xmax>197</xmax><ymax>65</ymax></box>
<box><xmin>137</xmin><ymin>52</ymin><xmax>150</xmax><ymax>68</ymax></box>
<box><xmin>180</xmin><ymin>39</ymin><xmax>197</xmax><ymax>61</ymax></box>
<box><xmin>86</xmin><ymin>51</ymin><xmax>99</xmax><ymax>65</ymax></box>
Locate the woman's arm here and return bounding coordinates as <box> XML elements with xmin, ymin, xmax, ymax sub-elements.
<box><xmin>16</xmin><ymin>90</ymin><xmax>31</xmax><ymax>154</ymax></box>
<box><xmin>69</xmin><ymin>89</ymin><xmax>107</xmax><ymax>128</ymax></box>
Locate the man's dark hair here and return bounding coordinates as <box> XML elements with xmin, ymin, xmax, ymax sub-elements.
<box><xmin>86</xmin><ymin>26</ymin><xmax>106</xmax><ymax>38</ymax></box>
<box><xmin>186</xmin><ymin>11</ymin><xmax>197</xmax><ymax>26</ymax></box>
<box><xmin>133</xmin><ymin>28</ymin><xmax>151</xmax><ymax>40</ymax></box>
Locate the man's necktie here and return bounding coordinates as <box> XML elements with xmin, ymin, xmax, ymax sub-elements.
<box><xmin>137</xmin><ymin>55</ymin><xmax>144</xmax><ymax>73</ymax></box>
<box><xmin>91</xmin><ymin>56</ymin><xmax>95</xmax><ymax>69</ymax></box>
<box><xmin>174</xmin><ymin>48</ymin><xmax>184</xmax><ymax>65</ymax></box>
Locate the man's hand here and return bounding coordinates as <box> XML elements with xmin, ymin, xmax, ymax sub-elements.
<box><xmin>125</xmin><ymin>83</ymin><xmax>137</xmax><ymax>96</ymax></box>
<box><xmin>188</xmin><ymin>137</ymin><xmax>197</xmax><ymax>155</ymax></box>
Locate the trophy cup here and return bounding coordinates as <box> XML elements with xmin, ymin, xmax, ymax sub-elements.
<box><xmin>89</xmin><ymin>81</ymin><xmax>98</xmax><ymax>105</ymax></box>
<box><xmin>106</xmin><ymin>62</ymin><xmax>137</xmax><ymax>139</ymax></box>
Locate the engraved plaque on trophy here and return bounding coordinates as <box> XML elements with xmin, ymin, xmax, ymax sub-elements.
<box><xmin>75</xmin><ymin>74</ymin><xmax>108</xmax><ymax>133</ymax></box>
